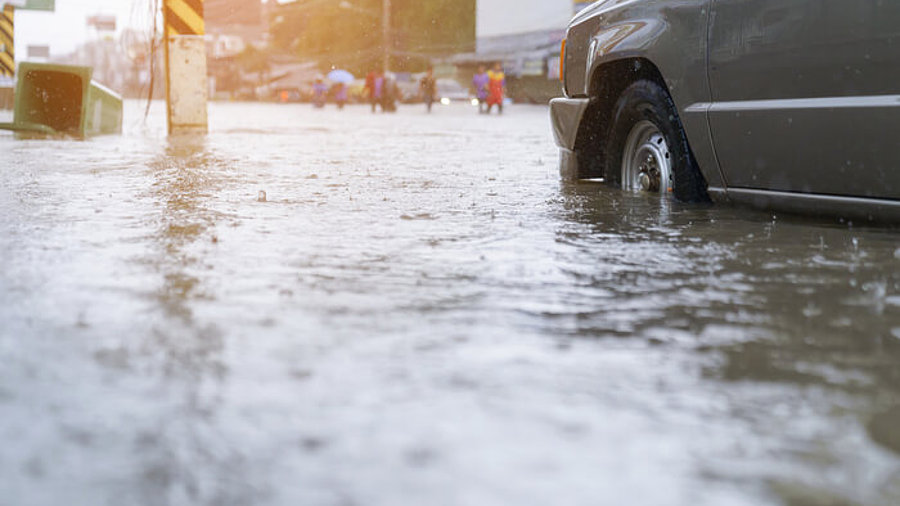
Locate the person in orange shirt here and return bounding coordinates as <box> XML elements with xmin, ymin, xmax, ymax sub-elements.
<box><xmin>486</xmin><ymin>62</ymin><xmax>506</xmax><ymax>114</ymax></box>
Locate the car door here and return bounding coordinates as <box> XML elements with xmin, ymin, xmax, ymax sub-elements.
<box><xmin>707</xmin><ymin>0</ymin><xmax>900</xmax><ymax>199</ymax></box>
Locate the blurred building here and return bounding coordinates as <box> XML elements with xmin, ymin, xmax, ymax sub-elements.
<box><xmin>205</xmin><ymin>0</ymin><xmax>268</xmax><ymax>54</ymax></box>
<box><xmin>204</xmin><ymin>0</ymin><xmax>273</xmax><ymax>99</ymax></box>
<box><xmin>455</xmin><ymin>0</ymin><xmax>590</xmax><ymax>103</ymax></box>
<box><xmin>206</xmin><ymin>0</ymin><xmax>262</xmax><ymax>27</ymax></box>
<box><xmin>57</xmin><ymin>31</ymin><xmax>159</xmax><ymax>98</ymax></box>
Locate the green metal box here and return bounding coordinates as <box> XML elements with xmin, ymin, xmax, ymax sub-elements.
<box><xmin>0</xmin><ymin>62</ymin><xmax>122</xmax><ymax>137</ymax></box>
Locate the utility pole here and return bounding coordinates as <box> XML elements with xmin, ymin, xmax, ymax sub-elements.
<box><xmin>382</xmin><ymin>0</ymin><xmax>390</xmax><ymax>73</ymax></box>
<box><xmin>162</xmin><ymin>0</ymin><xmax>208</xmax><ymax>135</ymax></box>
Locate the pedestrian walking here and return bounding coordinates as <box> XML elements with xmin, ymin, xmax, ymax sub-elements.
<box><xmin>381</xmin><ymin>74</ymin><xmax>398</xmax><ymax>113</ymax></box>
<box><xmin>365</xmin><ymin>69</ymin><xmax>385</xmax><ymax>113</ymax></box>
<box><xmin>486</xmin><ymin>62</ymin><xmax>506</xmax><ymax>115</ymax></box>
<box><xmin>332</xmin><ymin>82</ymin><xmax>348</xmax><ymax>110</ymax></box>
<box><xmin>472</xmin><ymin>65</ymin><xmax>490</xmax><ymax>114</ymax></box>
<box><xmin>312</xmin><ymin>78</ymin><xmax>328</xmax><ymax>108</ymax></box>
<box><xmin>365</xmin><ymin>69</ymin><xmax>376</xmax><ymax>102</ymax></box>
<box><xmin>420</xmin><ymin>67</ymin><xmax>438</xmax><ymax>113</ymax></box>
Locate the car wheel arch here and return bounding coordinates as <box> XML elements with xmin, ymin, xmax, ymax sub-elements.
<box><xmin>572</xmin><ymin>57</ymin><xmax>671</xmax><ymax>180</ymax></box>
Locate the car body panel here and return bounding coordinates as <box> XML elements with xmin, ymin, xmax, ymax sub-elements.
<box><xmin>550</xmin><ymin>97</ymin><xmax>591</xmax><ymax>151</ymax></box>
<box><xmin>724</xmin><ymin>188</ymin><xmax>900</xmax><ymax>223</ymax></box>
<box><xmin>707</xmin><ymin>0</ymin><xmax>900</xmax><ymax>199</ymax></box>
<box><xmin>549</xmin><ymin>97</ymin><xmax>593</xmax><ymax>181</ymax></box>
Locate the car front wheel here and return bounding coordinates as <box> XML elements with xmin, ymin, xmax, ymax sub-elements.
<box><xmin>605</xmin><ymin>80</ymin><xmax>708</xmax><ymax>202</ymax></box>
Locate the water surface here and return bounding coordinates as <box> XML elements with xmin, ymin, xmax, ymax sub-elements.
<box><xmin>1</xmin><ymin>101</ymin><xmax>899</xmax><ymax>506</ymax></box>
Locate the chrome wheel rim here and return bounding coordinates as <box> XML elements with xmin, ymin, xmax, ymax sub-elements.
<box><xmin>621</xmin><ymin>120</ymin><xmax>672</xmax><ymax>195</ymax></box>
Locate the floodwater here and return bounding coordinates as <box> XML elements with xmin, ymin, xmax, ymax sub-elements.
<box><xmin>1</xmin><ymin>101</ymin><xmax>899</xmax><ymax>506</ymax></box>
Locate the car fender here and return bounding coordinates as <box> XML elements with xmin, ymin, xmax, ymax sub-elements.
<box><xmin>571</xmin><ymin>0</ymin><xmax>726</xmax><ymax>190</ymax></box>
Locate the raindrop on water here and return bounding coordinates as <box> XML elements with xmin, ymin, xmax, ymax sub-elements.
<box><xmin>802</xmin><ymin>302</ymin><xmax>822</xmax><ymax>318</ymax></box>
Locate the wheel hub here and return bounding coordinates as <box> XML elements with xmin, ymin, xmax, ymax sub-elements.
<box><xmin>621</xmin><ymin>121</ymin><xmax>673</xmax><ymax>195</ymax></box>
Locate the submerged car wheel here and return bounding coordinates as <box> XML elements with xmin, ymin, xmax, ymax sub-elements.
<box><xmin>605</xmin><ymin>80</ymin><xmax>708</xmax><ymax>202</ymax></box>
<box><xmin>621</xmin><ymin>120</ymin><xmax>672</xmax><ymax>194</ymax></box>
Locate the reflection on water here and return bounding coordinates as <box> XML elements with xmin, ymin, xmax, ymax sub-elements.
<box><xmin>149</xmin><ymin>135</ymin><xmax>220</xmax><ymax>320</ymax></box>
<box><xmin>140</xmin><ymin>135</ymin><xmax>246</xmax><ymax>503</ymax></box>
<box><xmin>557</xmin><ymin>184</ymin><xmax>900</xmax><ymax>504</ymax></box>
<box><xmin>0</xmin><ymin>101</ymin><xmax>898</xmax><ymax>505</ymax></box>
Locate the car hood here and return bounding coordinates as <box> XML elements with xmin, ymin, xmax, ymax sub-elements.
<box><xmin>570</xmin><ymin>0</ymin><xmax>639</xmax><ymax>26</ymax></box>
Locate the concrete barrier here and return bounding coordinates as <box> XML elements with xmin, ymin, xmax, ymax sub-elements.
<box><xmin>0</xmin><ymin>62</ymin><xmax>122</xmax><ymax>137</ymax></box>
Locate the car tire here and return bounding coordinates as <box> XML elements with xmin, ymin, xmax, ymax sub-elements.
<box><xmin>605</xmin><ymin>80</ymin><xmax>709</xmax><ymax>202</ymax></box>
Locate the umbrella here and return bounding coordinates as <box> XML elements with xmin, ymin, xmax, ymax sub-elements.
<box><xmin>327</xmin><ymin>69</ymin><xmax>354</xmax><ymax>84</ymax></box>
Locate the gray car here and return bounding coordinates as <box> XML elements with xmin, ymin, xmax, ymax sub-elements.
<box><xmin>551</xmin><ymin>0</ymin><xmax>900</xmax><ymax>221</ymax></box>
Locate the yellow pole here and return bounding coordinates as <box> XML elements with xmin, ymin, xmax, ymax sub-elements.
<box><xmin>163</xmin><ymin>0</ymin><xmax>208</xmax><ymax>135</ymax></box>
<box><xmin>0</xmin><ymin>4</ymin><xmax>14</xmax><ymax>77</ymax></box>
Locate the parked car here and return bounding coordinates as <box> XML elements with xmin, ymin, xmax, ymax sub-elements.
<box><xmin>436</xmin><ymin>79</ymin><xmax>471</xmax><ymax>104</ymax></box>
<box><xmin>397</xmin><ymin>80</ymin><xmax>422</xmax><ymax>104</ymax></box>
<box><xmin>551</xmin><ymin>0</ymin><xmax>900</xmax><ymax>220</ymax></box>
<box><xmin>399</xmin><ymin>76</ymin><xmax>472</xmax><ymax>104</ymax></box>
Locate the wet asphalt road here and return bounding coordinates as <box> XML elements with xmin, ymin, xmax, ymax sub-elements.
<box><xmin>1</xmin><ymin>101</ymin><xmax>899</xmax><ymax>506</ymax></box>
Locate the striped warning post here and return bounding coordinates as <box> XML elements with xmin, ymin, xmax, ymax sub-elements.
<box><xmin>164</xmin><ymin>0</ymin><xmax>204</xmax><ymax>37</ymax></box>
<box><xmin>163</xmin><ymin>0</ymin><xmax>207</xmax><ymax>134</ymax></box>
<box><xmin>0</xmin><ymin>4</ymin><xmax>13</xmax><ymax>77</ymax></box>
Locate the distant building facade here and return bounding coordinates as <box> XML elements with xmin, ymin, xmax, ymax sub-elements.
<box><xmin>204</xmin><ymin>0</ymin><xmax>272</xmax><ymax>99</ymax></box>
<box><xmin>205</xmin><ymin>0</ymin><xmax>268</xmax><ymax>59</ymax></box>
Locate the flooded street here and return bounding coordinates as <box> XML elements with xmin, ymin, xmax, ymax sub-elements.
<box><xmin>1</xmin><ymin>101</ymin><xmax>899</xmax><ymax>505</ymax></box>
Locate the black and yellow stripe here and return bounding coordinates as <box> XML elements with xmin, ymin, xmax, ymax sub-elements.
<box><xmin>0</xmin><ymin>5</ymin><xmax>13</xmax><ymax>77</ymax></box>
<box><xmin>164</xmin><ymin>0</ymin><xmax>204</xmax><ymax>37</ymax></box>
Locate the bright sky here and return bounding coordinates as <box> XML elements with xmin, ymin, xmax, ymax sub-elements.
<box><xmin>13</xmin><ymin>0</ymin><xmax>280</xmax><ymax>58</ymax></box>
<box><xmin>15</xmin><ymin>0</ymin><xmax>156</xmax><ymax>57</ymax></box>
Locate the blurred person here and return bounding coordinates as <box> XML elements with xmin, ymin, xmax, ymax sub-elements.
<box><xmin>486</xmin><ymin>62</ymin><xmax>506</xmax><ymax>114</ymax></box>
<box><xmin>312</xmin><ymin>78</ymin><xmax>328</xmax><ymax>108</ymax></box>
<box><xmin>472</xmin><ymin>65</ymin><xmax>490</xmax><ymax>114</ymax></box>
<box><xmin>420</xmin><ymin>67</ymin><xmax>438</xmax><ymax>113</ymax></box>
<box><xmin>365</xmin><ymin>68</ymin><xmax>376</xmax><ymax>102</ymax></box>
<box><xmin>365</xmin><ymin>69</ymin><xmax>384</xmax><ymax>112</ymax></box>
<box><xmin>332</xmin><ymin>82</ymin><xmax>348</xmax><ymax>110</ymax></box>
<box><xmin>381</xmin><ymin>74</ymin><xmax>399</xmax><ymax>113</ymax></box>
<box><xmin>372</xmin><ymin>72</ymin><xmax>390</xmax><ymax>112</ymax></box>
